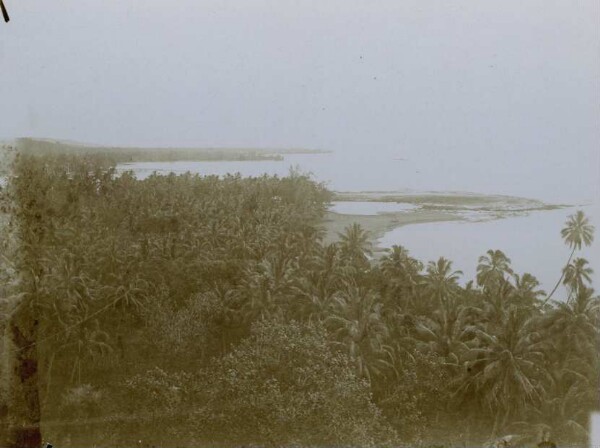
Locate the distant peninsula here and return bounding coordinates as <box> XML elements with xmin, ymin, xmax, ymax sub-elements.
<box><xmin>12</xmin><ymin>138</ymin><xmax>330</xmax><ymax>163</ymax></box>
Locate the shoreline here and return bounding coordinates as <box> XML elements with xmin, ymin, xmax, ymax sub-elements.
<box><xmin>322</xmin><ymin>208</ymin><xmax>467</xmax><ymax>254</ymax></box>
<box><xmin>322</xmin><ymin>193</ymin><xmax>568</xmax><ymax>256</ymax></box>
<box><xmin>12</xmin><ymin>138</ymin><xmax>332</xmax><ymax>163</ymax></box>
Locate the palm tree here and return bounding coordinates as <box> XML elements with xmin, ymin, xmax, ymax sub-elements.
<box><xmin>380</xmin><ymin>245</ymin><xmax>423</xmax><ymax>305</ymax></box>
<box><xmin>337</xmin><ymin>223</ymin><xmax>373</xmax><ymax>268</ymax></box>
<box><xmin>411</xmin><ymin>305</ymin><xmax>479</xmax><ymax>364</ymax></box>
<box><xmin>544</xmin><ymin>211</ymin><xmax>594</xmax><ymax>303</ymax></box>
<box><xmin>512</xmin><ymin>369</ymin><xmax>592</xmax><ymax>444</ymax></box>
<box><xmin>543</xmin><ymin>287</ymin><xmax>599</xmax><ymax>359</ymax></box>
<box><xmin>239</xmin><ymin>256</ymin><xmax>297</xmax><ymax>323</ymax></box>
<box><xmin>454</xmin><ymin>309</ymin><xmax>550</xmax><ymax>438</ymax></box>
<box><xmin>476</xmin><ymin>249</ymin><xmax>514</xmax><ymax>291</ymax></box>
<box><xmin>562</xmin><ymin>258</ymin><xmax>593</xmax><ymax>299</ymax></box>
<box><xmin>380</xmin><ymin>245</ymin><xmax>413</xmax><ymax>272</ymax></box>
<box><xmin>512</xmin><ymin>273</ymin><xmax>546</xmax><ymax>308</ymax></box>
<box><xmin>422</xmin><ymin>257</ymin><xmax>463</xmax><ymax>310</ymax></box>
<box><xmin>290</xmin><ymin>244</ymin><xmax>349</xmax><ymax>323</ymax></box>
<box><xmin>326</xmin><ymin>283</ymin><xmax>394</xmax><ymax>382</ymax></box>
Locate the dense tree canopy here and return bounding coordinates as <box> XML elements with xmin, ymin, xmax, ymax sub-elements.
<box><xmin>0</xmin><ymin>153</ymin><xmax>597</xmax><ymax>447</ymax></box>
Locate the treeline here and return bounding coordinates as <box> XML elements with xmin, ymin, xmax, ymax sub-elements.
<box><xmin>16</xmin><ymin>138</ymin><xmax>333</xmax><ymax>163</ymax></box>
<box><xmin>1</xmin><ymin>153</ymin><xmax>598</xmax><ymax>447</ymax></box>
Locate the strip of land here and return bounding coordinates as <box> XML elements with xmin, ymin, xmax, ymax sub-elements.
<box><xmin>323</xmin><ymin>191</ymin><xmax>568</xmax><ymax>255</ymax></box>
<box><xmin>13</xmin><ymin>138</ymin><xmax>331</xmax><ymax>163</ymax></box>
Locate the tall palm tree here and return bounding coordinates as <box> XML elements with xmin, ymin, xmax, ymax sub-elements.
<box><xmin>562</xmin><ymin>258</ymin><xmax>593</xmax><ymax>298</ymax></box>
<box><xmin>545</xmin><ymin>211</ymin><xmax>594</xmax><ymax>303</ymax></box>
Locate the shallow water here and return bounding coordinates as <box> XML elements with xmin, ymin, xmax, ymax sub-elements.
<box><xmin>378</xmin><ymin>205</ymin><xmax>600</xmax><ymax>294</ymax></box>
<box><xmin>330</xmin><ymin>201</ymin><xmax>419</xmax><ymax>215</ymax></box>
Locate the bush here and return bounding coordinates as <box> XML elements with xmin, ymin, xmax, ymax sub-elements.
<box><xmin>195</xmin><ymin>319</ymin><xmax>397</xmax><ymax>447</ymax></box>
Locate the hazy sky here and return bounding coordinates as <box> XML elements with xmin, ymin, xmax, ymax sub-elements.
<box><xmin>1</xmin><ymin>0</ymin><xmax>598</xmax><ymax>200</ymax></box>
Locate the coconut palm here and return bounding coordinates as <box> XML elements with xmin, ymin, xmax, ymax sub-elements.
<box><xmin>239</xmin><ymin>255</ymin><xmax>297</xmax><ymax>323</ymax></box>
<box><xmin>380</xmin><ymin>245</ymin><xmax>419</xmax><ymax>274</ymax></box>
<box><xmin>326</xmin><ymin>283</ymin><xmax>394</xmax><ymax>381</ymax></box>
<box><xmin>545</xmin><ymin>210</ymin><xmax>594</xmax><ymax>303</ymax></box>
<box><xmin>476</xmin><ymin>249</ymin><xmax>514</xmax><ymax>291</ymax></box>
<box><xmin>543</xmin><ymin>287</ymin><xmax>599</xmax><ymax>359</ymax></box>
<box><xmin>511</xmin><ymin>273</ymin><xmax>546</xmax><ymax>308</ymax></box>
<box><xmin>562</xmin><ymin>258</ymin><xmax>593</xmax><ymax>298</ymax></box>
<box><xmin>512</xmin><ymin>365</ymin><xmax>596</xmax><ymax>444</ymax></box>
<box><xmin>290</xmin><ymin>244</ymin><xmax>350</xmax><ymax>322</ymax></box>
<box><xmin>337</xmin><ymin>223</ymin><xmax>373</xmax><ymax>268</ymax></box>
<box><xmin>454</xmin><ymin>309</ymin><xmax>550</xmax><ymax>438</ymax></box>
<box><xmin>380</xmin><ymin>245</ymin><xmax>423</xmax><ymax>305</ymax></box>
<box><xmin>422</xmin><ymin>257</ymin><xmax>463</xmax><ymax>310</ymax></box>
<box><xmin>411</xmin><ymin>305</ymin><xmax>479</xmax><ymax>364</ymax></box>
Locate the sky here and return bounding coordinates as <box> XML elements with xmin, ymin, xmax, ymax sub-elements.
<box><xmin>0</xmin><ymin>0</ymin><xmax>599</xmax><ymax>201</ymax></box>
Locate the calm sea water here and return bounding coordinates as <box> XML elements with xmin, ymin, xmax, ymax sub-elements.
<box><xmin>119</xmin><ymin>154</ymin><xmax>599</xmax><ymax>293</ymax></box>
<box><xmin>378</xmin><ymin>205</ymin><xmax>599</xmax><ymax>294</ymax></box>
<box><xmin>330</xmin><ymin>201</ymin><xmax>419</xmax><ymax>215</ymax></box>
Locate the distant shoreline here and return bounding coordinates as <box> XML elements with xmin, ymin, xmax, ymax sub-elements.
<box><xmin>11</xmin><ymin>138</ymin><xmax>331</xmax><ymax>163</ymax></box>
<box><xmin>322</xmin><ymin>192</ymin><xmax>568</xmax><ymax>255</ymax></box>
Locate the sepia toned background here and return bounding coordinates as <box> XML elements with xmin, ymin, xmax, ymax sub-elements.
<box><xmin>1</xmin><ymin>1</ymin><xmax>599</xmax><ymax>447</ymax></box>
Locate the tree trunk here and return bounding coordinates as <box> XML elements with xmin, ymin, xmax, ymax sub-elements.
<box><xmin>6</xmin><ymin>306</ymin><xmax>41</xmax><ymax>448</ymax></box>
<box><xmin>543</xmin><ymin>246</ymin><xmax>576</xmax><ymax>304</ymax></box>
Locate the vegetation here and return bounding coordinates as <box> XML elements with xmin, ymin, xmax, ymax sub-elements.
<box><xmin>15</xmin><ymin>138</ymin><xmax>330</xmax><ymax>164</ymax></box>
<box><xmin>0</xmin><ymin>152</ymin><xmax>597</xmax><ymax>447</ymax></box>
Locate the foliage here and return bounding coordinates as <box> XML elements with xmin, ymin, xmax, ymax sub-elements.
<box><xmin>2</xmin><ymin>152</ymin><xmax>598</xmax><ymax>447</ymax></box>
<box><xmin>196</xmin><ymin>319</ymin><xmax>396</xmax><ymax>447</ymax></box>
